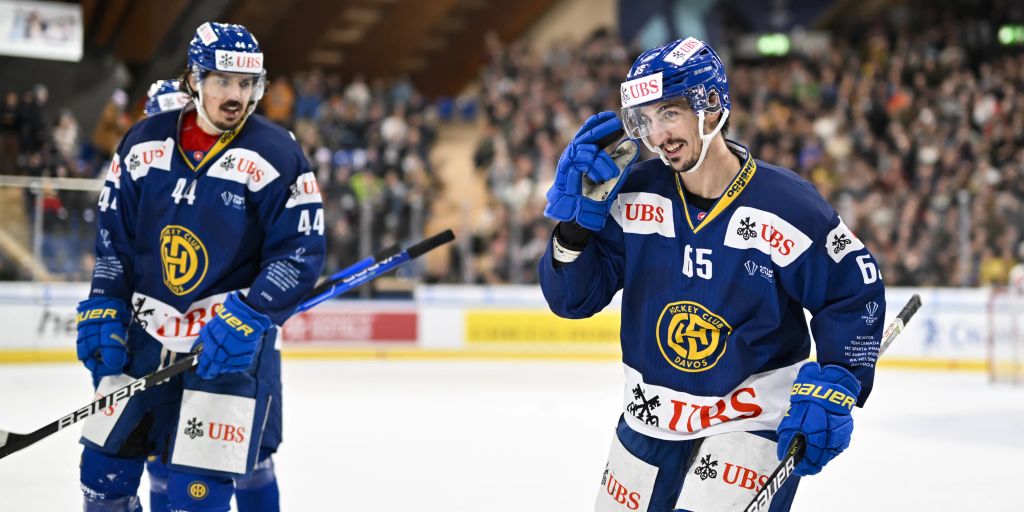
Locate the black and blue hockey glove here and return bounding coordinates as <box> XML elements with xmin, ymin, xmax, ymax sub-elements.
<box><xmin>192</xmin><ymin>292</ymin><xmax>272</xmax><ymax>380</ymax></box>
<box><xmin>776</xmin><ymin>362</ymin><xmax>862</xmax><ymax>476</ymax></box>
<box><xmin>75</xmin><ymin>297</ymin><xmax>130</xmax><ymax>379</ymax></box>
<box><xmin>544</xmin><ymin>111</ymin><xmax>638</xmax><ymax>232</ymax></box>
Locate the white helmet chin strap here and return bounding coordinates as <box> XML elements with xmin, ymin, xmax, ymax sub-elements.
<box><xmin>193</xmin><ymin>83</ymin><xmax>226</xmax><ymax>135</ymax></box>
<box><xmin>679</xmin><ymin>106</ymin><xmax>730</xmax><ymax>174</ymax></box>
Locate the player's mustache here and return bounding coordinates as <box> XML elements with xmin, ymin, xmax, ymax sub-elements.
<box><xmin>660</xmin><ymin>139</ymin><xmax>687</xmax><ymax>151</ymax></box>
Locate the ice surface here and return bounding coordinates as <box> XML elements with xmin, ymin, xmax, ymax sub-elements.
<box><xmin>0</xmin><ymin>361</ymin><xmax>1019</xmax><ymax>510</ymax></box>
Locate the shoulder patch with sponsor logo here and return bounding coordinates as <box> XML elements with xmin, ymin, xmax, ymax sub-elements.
<box><xmin>105</xmin><ymin>154</ymin><xmax>121</xmax><ymax>189</ymax></box>
<box><xmin>825</xmin><ymin>217</ymin><xmax>865</xmax><ymax>263</ymax></box>
<box><xmin>285</xmin><ymin>172</ymin><xmax>322</xmax><ymax>208</ymax></box>
<box><xmin>723</xmin><ymin>206</ymin><xmax>811</xmax><ymax>267</ymax></box>
<box><xmin>611</xmin><ymin>192</ymin><xmax>675</xmax><ymax>237</ymax></box>
<box><xmin>125</xmin><ymin>138</ymin><xmax>173</xmax><ymax>181</ymax></box>
<box><xmin>206</xmin><ymin>148</ymin><xmax>280</xmax><ymax>192</ymax></box>
<box><xmin>621</xmin><ymin>72</ymin><xmax>663</xmax><ymax>108</ymax></box>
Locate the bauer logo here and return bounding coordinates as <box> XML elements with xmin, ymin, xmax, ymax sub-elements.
<box><xmin>825</xmin><ymin>217</ymin><xmax>864</xmax><ymax>263</ymax></box>
<box><xmin>656</xmin><ymin>301</ymin><xmax>731</xmax><ymax>372</ymax></box>
<box><xmin>159</xmin><ymin>225</ymin><xmax>208</xmax><ymax>296</ymax></box>
<box><xmin>620</xmin><ymin>72</ymin><xmax>663</xmax><ymax>108</ymax></box>
<box><xmin>724</xmin><ymin>207</ymin><xmax>811</xmax><ymax>267</ymax></box>
<box><xmin>611</xmin><ymin>192</ymin><xmax>675</xmax><ymax>237</ymax></box>
<box><xmin>664</xmin><ymin>37</ymin><xmax>705</xmax><ymax>66</ymax></box>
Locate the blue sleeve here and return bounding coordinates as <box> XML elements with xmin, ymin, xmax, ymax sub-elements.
<box><xmin>778</xmin><ymin>213</ymin><xmax>886</xmax><ymax>406</ymax></box>
<box><xmin>244</xmin><ymin>148</ymin><xmax>326</xmax><ymax>326</ymax></box>
<box><xmin>538</xmin><ymin>220</ymin><xmax>625</xmax><ymax>319</ymax></box>
<box><xmin>88</xmin><ymin>127</ymin><xmax>141</xmax><ymax>303</ymax></box>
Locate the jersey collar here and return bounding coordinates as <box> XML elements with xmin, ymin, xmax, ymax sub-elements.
<box><xmin>175</xmin><ymin>104</ymin><xmax>248</xmax><ymax>172</ymax></box>
<box><xmin>674</xmin><ymin>139</ymin><xmax>757</xmax><ymax>234</ymax></box>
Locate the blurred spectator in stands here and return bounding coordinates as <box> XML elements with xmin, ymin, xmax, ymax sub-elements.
<box><xmin>262</xmin><ymin>77</ymin><xmax>295</xmax><ymax>128</ymax></box>
<box><xmin>18</xmin><ymin>85</ymin><xmax>48</xmax><ymax>158</ymax></box>
<box><xmin>52</xmin><ymin>109</ymin><xmax>79</xmax><ymax>167</ymax></box>
<box><xmin>90</xmin><ymin>89</ymin><xmax>130</xmax><ymax>159</ymax></box>
<box><xmin>0</xmin><ymin>91</ymin><xmax>19</xmax><ymax>173</ymax></box>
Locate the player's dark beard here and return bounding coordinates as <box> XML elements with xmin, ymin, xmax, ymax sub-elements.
<box><xmin>661</xmin><ymin>138</ymin><xmax>698</xmax><ymax>173</ymax></box>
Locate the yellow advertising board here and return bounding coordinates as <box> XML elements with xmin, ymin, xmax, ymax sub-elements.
<box><xmin>466</xmin><ymin>309</ymin><xmax>620</xmax><ymax>343</ymax></box>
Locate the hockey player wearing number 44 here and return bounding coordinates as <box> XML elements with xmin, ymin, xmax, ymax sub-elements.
<box><xmin>75</xmin><ymin>22</ymin><xmax>325</xmax><ymax>512</ymax></box>
<box><xmin>539</xmin><ymin>37</ymin><xmax>886</xmax><ymax>512</ymax></box>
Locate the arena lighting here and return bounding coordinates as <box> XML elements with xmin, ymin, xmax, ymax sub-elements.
<box><xmin>756</xmin><ymin>33</ymin><xmax>791</xmax><ymax>56</ymax></box>
<box><xmin>997</xmin><ymin>24</ymin><xmax>1024</xmax><ymax>45</ymax></box>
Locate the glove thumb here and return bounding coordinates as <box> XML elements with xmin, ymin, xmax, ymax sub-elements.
<box><xmin>99</xmin><ymin>328</ymin><xmax>128</xmax><ymax>371</ymax></box>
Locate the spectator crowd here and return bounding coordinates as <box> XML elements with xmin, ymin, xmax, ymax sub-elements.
<box><xmin>0</xmin><ymin>71</ymin><xmax>439</xmax><ymax>282</ymax></box>
<box><xmin>1</xmin><ymin>0</ymin><xmax>1021</xmax><ymax>288</ymax></box>
<box><xmin>469</xmin><ymin>2</ymin><xmax>1024</xmax><ymax>287</ymax></box>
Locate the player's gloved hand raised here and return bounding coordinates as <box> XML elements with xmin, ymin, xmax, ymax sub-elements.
<box><xmin>544</xmin><ymin>111</ymin><xmax>639</xmax><ymax>232</ymax></box>
<box><xmin>192</xmin><ymin>292</ymin><xmax>272</xmax><ymax>380</ymax></box>
<box><xmin>776</xmin><ymin>362</ymin><xmax>862</xmax><ymax>476</ymax></box>
<box><xmin>76</xmin><ymin>297</ymin><xmax>130</xmax><ymax>379</ymax></box>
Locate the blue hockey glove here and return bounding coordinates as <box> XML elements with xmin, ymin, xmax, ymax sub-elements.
<box><xmin>544</xmin><ymin>111</ymin><xmax>639</xmax><ymax>232</ymax></box>
<box><xmin>193</xmin><ymin>292</ymin><xmax>272</xmax><ymax>380</ymax></box>
<box><xmin>776</xmin><ymin>362</ymin><xmax>862</xmax><ymax>476</ymax></box>
<box><xmin>76</xmin><ymin>297</ymin><xmax>130</xmax><ymax>379</ymax></box>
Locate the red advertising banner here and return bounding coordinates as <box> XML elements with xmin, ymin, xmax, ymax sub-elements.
<box><xmin>281</xmin><ymin>308</ymin><xmax>417</xmax><ymax>343</ymax></box>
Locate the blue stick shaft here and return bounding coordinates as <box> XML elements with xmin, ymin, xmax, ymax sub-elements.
<box><xmin>296</xmin><ymin>252</ymin><xmax>410</xmax><ymax>313</ymax></box>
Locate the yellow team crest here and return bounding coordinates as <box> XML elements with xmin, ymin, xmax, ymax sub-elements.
<box><xmin>188</xmin><ymin>481</ymin><xmax>208</xmax><ymax>499</ymax></box>
<box><xmin>656</xmin><ymin>301</ymin><xmax>731</xmax><ymax>372</ymax></box>
<box><xmin>160</xmin><ymin>225</ymin><xmax>208</xmax><ymax>296</ymax></box>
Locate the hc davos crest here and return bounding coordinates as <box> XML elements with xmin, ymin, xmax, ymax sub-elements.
<box><xmin>656</xmin><ymin>301</ymin><xmax>731</xmax><ymax>372</ymax></box>
<box><xmin>160</xmin><ymin>225</ymin><xmax>208</xmax><ymax>296</ymax></box>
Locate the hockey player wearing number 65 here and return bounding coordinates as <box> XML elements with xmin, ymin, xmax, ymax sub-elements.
<box><xmin>75</xmin><ymin>22</ymin><xmax>325</xmax><ymax>512</ymax></box>
<box><xmin>539</xmin><ymin>37</ymin><xmax>886</xmax><ymax>512</ymax></box>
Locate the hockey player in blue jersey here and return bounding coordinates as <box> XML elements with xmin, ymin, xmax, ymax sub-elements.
<box><xmin>143</xmin><ymin>79</ymin><xmax>190</xmax><ymax>117</ymax></box>
<box><xmin>540</xmin><ymin>37</ymin><xmax>885</xmax><ymax>512</ymax></box>
<box><xmin>74</xmin><ymin>22</ymin><xmax>325</xmax><ymax>512</ymax></box>
<box><xmin>138</xmin><ymin>75</ymin><xmax>288</xmax><ymax>512</ymax></box>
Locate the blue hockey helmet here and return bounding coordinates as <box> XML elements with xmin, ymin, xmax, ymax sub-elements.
<box><xmin>186</xmin><ymin>22</ymin><xmax>266</xmax><ymax>130</ymax></box>
<box><xmin>144</xmin><ymin>79</ymin><xmax>190</xmax><ymax>116</ymax></box>
<box><xmin>619</xmin><ymin>37</ymin><xmax>730</xmax><ymax>171</ymax></box>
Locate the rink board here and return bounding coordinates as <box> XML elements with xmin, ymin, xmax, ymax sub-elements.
<box><xmin>0</xmin><ymin>283</ymin><xmax>993</xmax><ymax>371</ymax></box>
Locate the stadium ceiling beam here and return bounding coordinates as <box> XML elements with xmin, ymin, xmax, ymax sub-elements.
<box><xmin>115</xmin><ymin>0</ymin><xmax>190</xmax><ymax>63</ymax></box>
<box><xmin>412</xmin><ymin>0</ymin><xmax>558</xmax><ymax>97</ymax></box>
<box><xmin>90</xmin><ymin>0</ymin><xmax>132</xmax><ymax>48</ymax></box>
<box><xmin>253</xmin><ymin>0</ymin><xmax>355</xmax><ymax>78</ymax></box>
<box><xmin>334</xmin><ymin>0</ymin><xmax>462</xmax><ymax>79</ymax></box>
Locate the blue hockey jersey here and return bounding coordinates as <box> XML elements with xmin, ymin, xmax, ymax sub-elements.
<box><xmin>90</xmin><ymin>106</ymin><xmax>326</xmax><ymax>352</ymax></box>
<box><xmin>539</xmin><ymin>141</ymin><xmax>885</xmax><ymax>441</ymax></box>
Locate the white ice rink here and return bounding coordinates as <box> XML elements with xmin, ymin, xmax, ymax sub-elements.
<box><xmin>1</xmin><ymin>360</ymin><xmax>1021</xmax><ymax>510</ymax></box>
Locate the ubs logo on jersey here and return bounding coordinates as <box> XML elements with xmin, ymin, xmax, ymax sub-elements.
<box><xmin>656</xmin><ymin>301</ymin><xmax>731</xmax><ymax>372</ymax></box>
<box><xmin>160</xmin><ymin>225</ymin><xmax>208</xmax><ymax>296</ymax></box>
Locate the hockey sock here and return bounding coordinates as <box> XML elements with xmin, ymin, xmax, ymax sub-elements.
<box><xmin>235</xmin><ymin>456</ymin><xmax>280</xmax><ymax>512</ymax></box>
<box><xmin>147</xmin><ymin>458</ymin><xmax>170</xmax><ymax>512</ymax></box>
<box><xmin>80</xmin><ymin>447</ymin><xmax>144</xmax><ymax>512</ymax></box>
<box><xmin>167</xmin><ymin>470</ymin><xmax>233</xmax><ymax>512</ymax></box>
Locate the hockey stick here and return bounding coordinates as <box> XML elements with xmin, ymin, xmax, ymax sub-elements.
<box><xmin>316</xmin><ymin>243</ymin><xmax>400</xmax><ymax>294</ymax></box>
<box><xmin>0</xmin><ymin>229</ymin><xmax>455</xmax><ymax>461</ymax></box>
<box><xmin>742</xmin><ymin>293</ymin><xmax>922</xmax><ymax>512</ymax></box>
